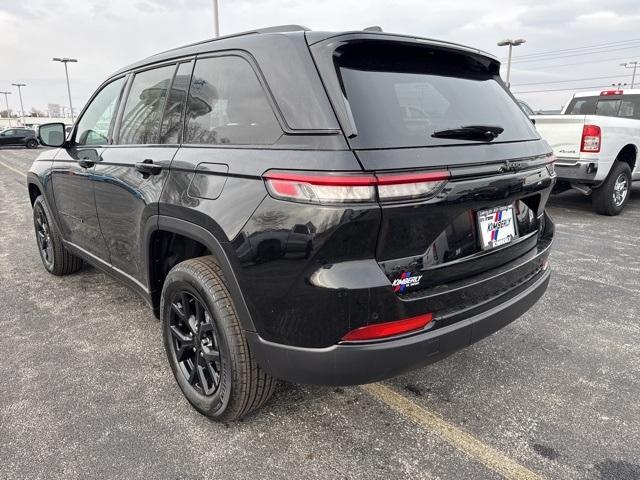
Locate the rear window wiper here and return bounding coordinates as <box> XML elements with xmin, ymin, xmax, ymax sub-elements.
<box><xmin>431</xmin><ymin>125</ymin><xmax>505</xmax><ymax>141</ymax></box>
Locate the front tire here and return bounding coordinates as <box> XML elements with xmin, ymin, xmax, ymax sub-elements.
<box><xmin>161</xmin><ymin>256</ymin><xmax>275</xmax><ymax>422</ymax></box>
<box><xmin>592</xmin><ymin>161</ymin><xmax>632</xmax><ymax>216</ymax></box>
<box><xmin>26</xmin><ymin>139</ymin><xmax>38</xmax><ymax>149</ymax></box>
<box><xmin>33</xmin><ymin>196</ymin><xmax>83</xmax><ymax>275</ymax></box>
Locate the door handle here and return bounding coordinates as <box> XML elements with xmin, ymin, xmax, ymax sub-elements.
<box><xmin>135</xmin><ymin>159</ymin><xmax>162</xmax><ymax>176</ymax></box>
<box><xmin>78</xmin><ymin>159</ymin><xmax>95</xmax><ymax>168</ymax></box>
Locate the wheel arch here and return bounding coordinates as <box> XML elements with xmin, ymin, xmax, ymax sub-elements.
<box><xmin>616</xmin><ymin>144</ymin><xmax>637</xmax><ymax>173</ymax></box>
<box><xmin>143</xmin><ymin>215</ymin><xmax>256</xmax><ymax>332</ymax></box>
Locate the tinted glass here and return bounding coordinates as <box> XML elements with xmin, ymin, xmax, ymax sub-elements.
<box><xmin>566</xmin><ymin>97</ymin><xmax>597</xmax><ymax>115</ymax></box>
<box><xmin>595</xmin><ymin>99</ymin><xmax>621</xmax><ymax>116</ymax></box>
<box><xmin>76</xmin><ymin>77</ymin><xmax>125</xmax><ymax>146</ymax></box>
<box><xmin>184</xmin><ymin>56</ymin><xmax>281</xmax><ymax>145</ymax></box>
<box><xmin>159</xmin><ymin>61</ymin><xmax>192</xmax><ymax>144</ymax></box>
<box><xmin>564</xmin><ymin>95</ymin><xmax>640</xmax><ymax>118</ymax></box>
<box><xmin>336</xmin><ymin>43</ymin><xmax>539</xmax><ymax>149</ymax></box>
<box><xmin>618</xmin><ymin>96</ymin><xmax>640</xmax><ymax>118</ymax></box>
<box><xmin>118</xmin><ymin>65</ymin><xmax>175</xmax><ymax>145</ymax></box>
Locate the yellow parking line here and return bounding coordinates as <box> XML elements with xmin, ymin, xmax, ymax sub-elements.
<box><xmin>361</xmin><ymin>383</ymin><xmax>544</xmax><ymax>480</ymax></box>
<box><xmin>0</xmin><ymin>160</ymin><xmax>27</xmax><ymax>178</ymax></box>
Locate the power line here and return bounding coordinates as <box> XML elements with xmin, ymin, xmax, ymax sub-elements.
<box><xmin>510</xmin><ymin>44</ymin><xmax>640</xmax><ymax>64</ymax></box>
<box><xmin>513</xmin><ymin>55</ymin><xmax>637</xmax><ymax>70</ymax></box>
<box><xmin>513</xmin><ymin>84</ymin><xmax>629</xmax><ymax>94</ymax></box>
<box><xmin>501</xmin><ymin>38</ymin><xmax>640</xmax><ymax>60</ymax></box>
<box><xmin>512</xmin><ymin>74</ymin><xmax>633</xmax><ymax>87</ymax></box>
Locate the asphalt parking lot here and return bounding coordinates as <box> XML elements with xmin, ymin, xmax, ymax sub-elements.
<box><xmin>1</xmin><ymin>147</ymin><xmax>639</xmax><ymax>480</ymax></box>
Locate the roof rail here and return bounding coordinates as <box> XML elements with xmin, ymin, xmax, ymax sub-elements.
<box><xmin>149</xmin><ymin>25</ymin><xmax>310</xmax><ymax>58</ymax></box>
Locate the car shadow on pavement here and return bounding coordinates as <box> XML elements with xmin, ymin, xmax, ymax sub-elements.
<box><xmin>548</xmin><ymin>184</ymin><xmax>640</xmax><ymax>214</ymax></box>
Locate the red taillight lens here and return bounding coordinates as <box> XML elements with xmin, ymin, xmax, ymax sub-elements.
<box><xmin>581</xmin><ymin>124</ymin><xmax>601</xmax><ymax>153</ymax></box>
<box><xmin>264</xmin><ymin>170</ymin><xmax>449</xmax><ymax>204</ymax></box>
<box><xmin>341</xmin><ymin>313</ymin><xmax>433</xmax><ymax>342</ymax></box>
<box><xmin>376</xmin><ymin>171</ymin><xmax>450</xmax><ymax>202</ymax></box>
<box><xmin>600</xmin><ymin>90</ymin><xmax>623</xmax><ymax>96</ymax></box>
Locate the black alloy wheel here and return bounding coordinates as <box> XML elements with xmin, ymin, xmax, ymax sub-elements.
<box><xmin>34</xmin><ymin>202</ymin><xmax>54</xmax><ymax>269</ymax></box>
<box><xmin>168</xmin><ymin>290</ymin><xmax>222</xmax><ymax>396</ymax></box>
<box><xmin>26</xmin><ymin>139</ymin><xmax>38</xmax><ymax>149</ymax></box>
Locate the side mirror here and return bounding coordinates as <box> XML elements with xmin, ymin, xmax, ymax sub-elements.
<box><xmin>38</xmin><ymin>122</ymin><xmax>66</xmax><ymax>147</ymax></box>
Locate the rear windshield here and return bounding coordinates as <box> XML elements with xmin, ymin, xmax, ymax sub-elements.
<box><xmin>335</xmin><ymin>43</ymin><xmax>539</xmax><ymax>149</ymax></box>
<box><xmin>565</xmin><ymin>95</ymin><xmax>640</xmax><ymax>118</ymax></box>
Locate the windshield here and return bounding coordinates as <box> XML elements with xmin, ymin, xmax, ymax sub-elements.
<box><xmin>336</xmin><ymin>43</ymin><xmax>539</xmax><ymax>149</ymax></box>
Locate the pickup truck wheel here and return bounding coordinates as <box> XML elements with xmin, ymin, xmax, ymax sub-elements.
<box><xmin>32</xmin><ymin>196</ymin><xmax>83</xmax><ymax>275</ymax></box>
<box><xmin>592</xmin><ymin>161</ymin><xmax>632</xmax><ymax>215</ymax></box>
<box><xmin>161</xmin><ymin>256</ymin><xmax>275</xmax><ymax>422</ymax></box>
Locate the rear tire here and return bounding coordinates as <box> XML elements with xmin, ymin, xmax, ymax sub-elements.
<box><xmin>33</xmin><ymin>196</ymin><xmax>83</xmax><ymax>275</ymax></box>
<box><xmin>592</xmin><ymin>161</ymin><xmax>632</xmax><ymax>216</ymax></box>
<box><xmin>161</xmin><ymin>256</ymin><xmax>275</xmax><ymax>422</ymax></box>
<box><xmin>26</xmin><ymin>139</ymin><xmax>38</xmax><ymax>149</ymax></box>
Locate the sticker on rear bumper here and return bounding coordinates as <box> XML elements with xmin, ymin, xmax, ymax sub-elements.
<box><xmin>392</xmin><ymin>272</ymin><xmax>423</xmax><ymax>293</ymax></box>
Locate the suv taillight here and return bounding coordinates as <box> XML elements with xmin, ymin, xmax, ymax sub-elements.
<box><xmin>263</xmin><ymin>170</ymin><xmax>450</xmax><ymax>205</ymax></box>
<box><xmin>580</xmin><ymin>124</ymin><xmax>601</xmax><ymax>153</ymax></box>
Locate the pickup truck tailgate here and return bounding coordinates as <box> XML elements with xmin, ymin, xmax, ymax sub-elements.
<box><xmin>533</xmin><ymin>115</ymin><xmax>586</xmax><ymax>159</ymax></box>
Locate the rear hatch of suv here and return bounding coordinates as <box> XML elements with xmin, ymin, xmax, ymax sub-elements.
<box><xmin>309</xmin><ymin>34</ymin><xmax>555</xmax><ymax>300</ymax></box>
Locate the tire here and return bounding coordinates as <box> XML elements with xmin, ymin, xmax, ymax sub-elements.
<box><xmin>592</xmin><ymin>161</ymin><xmax>632</xmax><ymax>216</ymax></box>
<box><xmin>33</xmin><ymin>196</ymin><xmax>83</xmax><ymax>275</ymax></box>
<box><xmin>26</xmin><ymin>139</ymin><xmax>38</xmax><ymax>149</ymax></box>
<box><xmin>161</xmin><ymin>256</ymin><xmax>275</xmax><ymax>422</ymax></box>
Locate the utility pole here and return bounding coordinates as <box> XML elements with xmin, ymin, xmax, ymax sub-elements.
<box><xmin>212</xmin><ymin>0</ymin><xmax>219</xmax><ymax>37</ymax></box>
<box><xmin>620</xmin><ymin>61</ymin><xmax>639</xmax><ymax>89</ymax></box>
<box><xmin>0</xmin><ymin>91</ymin><xmax>11</xmax><ymax>127</ymax></box>
<box><xmin>53</xmin><ymin>57</ymin><xmax>78</xmax><ymax>123</ymax></box>
<box><xmin>11</xmin><ymin>83</ymin><xmax>26</xmax><ymax>126</ymax></box>
<box><xmin>497</xmin><ymin>38</ymin><xmax>526</xmax><ymax>88</ymax></box>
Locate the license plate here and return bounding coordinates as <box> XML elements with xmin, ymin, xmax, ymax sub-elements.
<box><xmin>477</xmin><ymin>205</ymin><xmax>517</xmax><ymax>250</ymax></box>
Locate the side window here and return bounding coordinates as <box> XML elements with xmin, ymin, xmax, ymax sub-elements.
<box><xmin>184</xmin><ymin>56</ymin><xmax>282</xmax><ymax>145</ymax></box>
<box><xmin>76</xmin><ymin>77</ymin><xmax>125</xmax><ymax>146</ymax></box>
<box><xmin>159</xmin><ymin>61</ymin><xmax>193</xmax><ymax>144</ymax></box>
<box><xmin>118</xmin><ymin>65</ymin><xmax>175</xmax><ymax>145</ymax></box>
<box><xmin>619</xmin><ymin>95</ymin><xmax>640</xmax><ymax>118</ymax></box>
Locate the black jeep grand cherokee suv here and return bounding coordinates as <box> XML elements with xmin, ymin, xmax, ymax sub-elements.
<box><xmin>29</xmin><ymin>25</ymin><xmax>555</xmax><ymax>421</ymax></box>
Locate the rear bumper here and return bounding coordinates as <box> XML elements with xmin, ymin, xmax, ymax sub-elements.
<box><xmin>247</xmin><ymin>266</ymin><xmax>551</xmax><ymax>386</ymax></box>
<box><xmin>555</xmin><ymin>157</ymin><xmax>611</xmax><ymax>184</ymax></box>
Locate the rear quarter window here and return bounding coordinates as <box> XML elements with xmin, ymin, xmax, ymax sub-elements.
<box><xmin>184</xmin><ymin>56</ymin><xmax>282</xmax><ymax>145</ymax></box>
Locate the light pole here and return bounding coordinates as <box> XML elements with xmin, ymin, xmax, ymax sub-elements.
<box><xmin>212</xmin><ymin>0</ymin><xmax>219</xmax><ymax>37</ymax></box>
<box><xmin>0</xmin><ymin>91</ymin><xmax>11</xmax><ymax>127</ymax></box>
<box><xmin>53</xmin><ymin>57</ymin><xmax>78</xmax><ymax>123</ymax></box>
<box><xmin>11</xmin><ymin>83</ymin><xmax>26</xmax><ymax>126</ymax></box>
<box><xmin>497</xmin><ymin>38</ymin><xmax>526</xmax><ymax>88</ymax></box>
<box><xmin>620</xmin><ymin>61</ymin><xmax>639</xmax><ymax>89</ymax></box>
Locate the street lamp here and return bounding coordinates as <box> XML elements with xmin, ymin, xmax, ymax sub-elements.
<box><xmin>11</xmin><ymin>83</ymin><xmax>26</xmax><ymax>126</ymax></box>
<box><xmin>0</xmin><ymin>91</ymin><xmax>11</xmax><ymax>127</ymax></box>
<box><xmin>212</xmin><ymin>0</ymin><xmax>219</xmax><ymax>37</ymax></box>
<box><xmin>53</xmin><ymin>57</ymin><xmax>78</xmax><ymax>123</ymax></box>
<box><xmin>620</xmin><ymin>61</ymin><xmax>639</xmax><ymax>89</ymax></box>
<box><xmin>497</xmin><ymin>38</ymin><xmax>526</xmax><ymax>88</ymax></box>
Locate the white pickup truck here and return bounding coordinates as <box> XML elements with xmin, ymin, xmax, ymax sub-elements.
<box><xmin>534</xmin><ymin>88</ymin><xmax>640</xmax><ymax>215</ymax></box>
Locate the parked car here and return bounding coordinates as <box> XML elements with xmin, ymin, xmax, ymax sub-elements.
<box><xmin>0</xmin><ymin>127</ymin><xmax>38</xmax><ymax>148</ymax></box>
<box><xmin>517</xmin><ymin>99</ymin><xmax>536</xmax><ymax>117</ymax></box>
<box><xmin>534</xmin><ymin>89</ymin><xmax>640</xmax><ymax>215</ymax></box>
<box><xmin>28</xmin><ymin>25</ymin><xmax>555</xmax><ymax>421</ymax></box>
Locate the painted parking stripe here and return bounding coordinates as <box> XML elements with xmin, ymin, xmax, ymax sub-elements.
<box><xmin>361</xmin><ymin>383</ymin><xmax>544</xmax><ymax>480</ymax></box>
<box><xmin>0</xmin><ymin>160</ymin><xmax>27</xmax><ymax>178</ymax></box>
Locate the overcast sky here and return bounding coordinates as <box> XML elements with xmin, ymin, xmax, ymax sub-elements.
<box><xmin>2</xmin><ymin>0</ymin><xmax>640</xmax><ymax>115</ymax></box>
